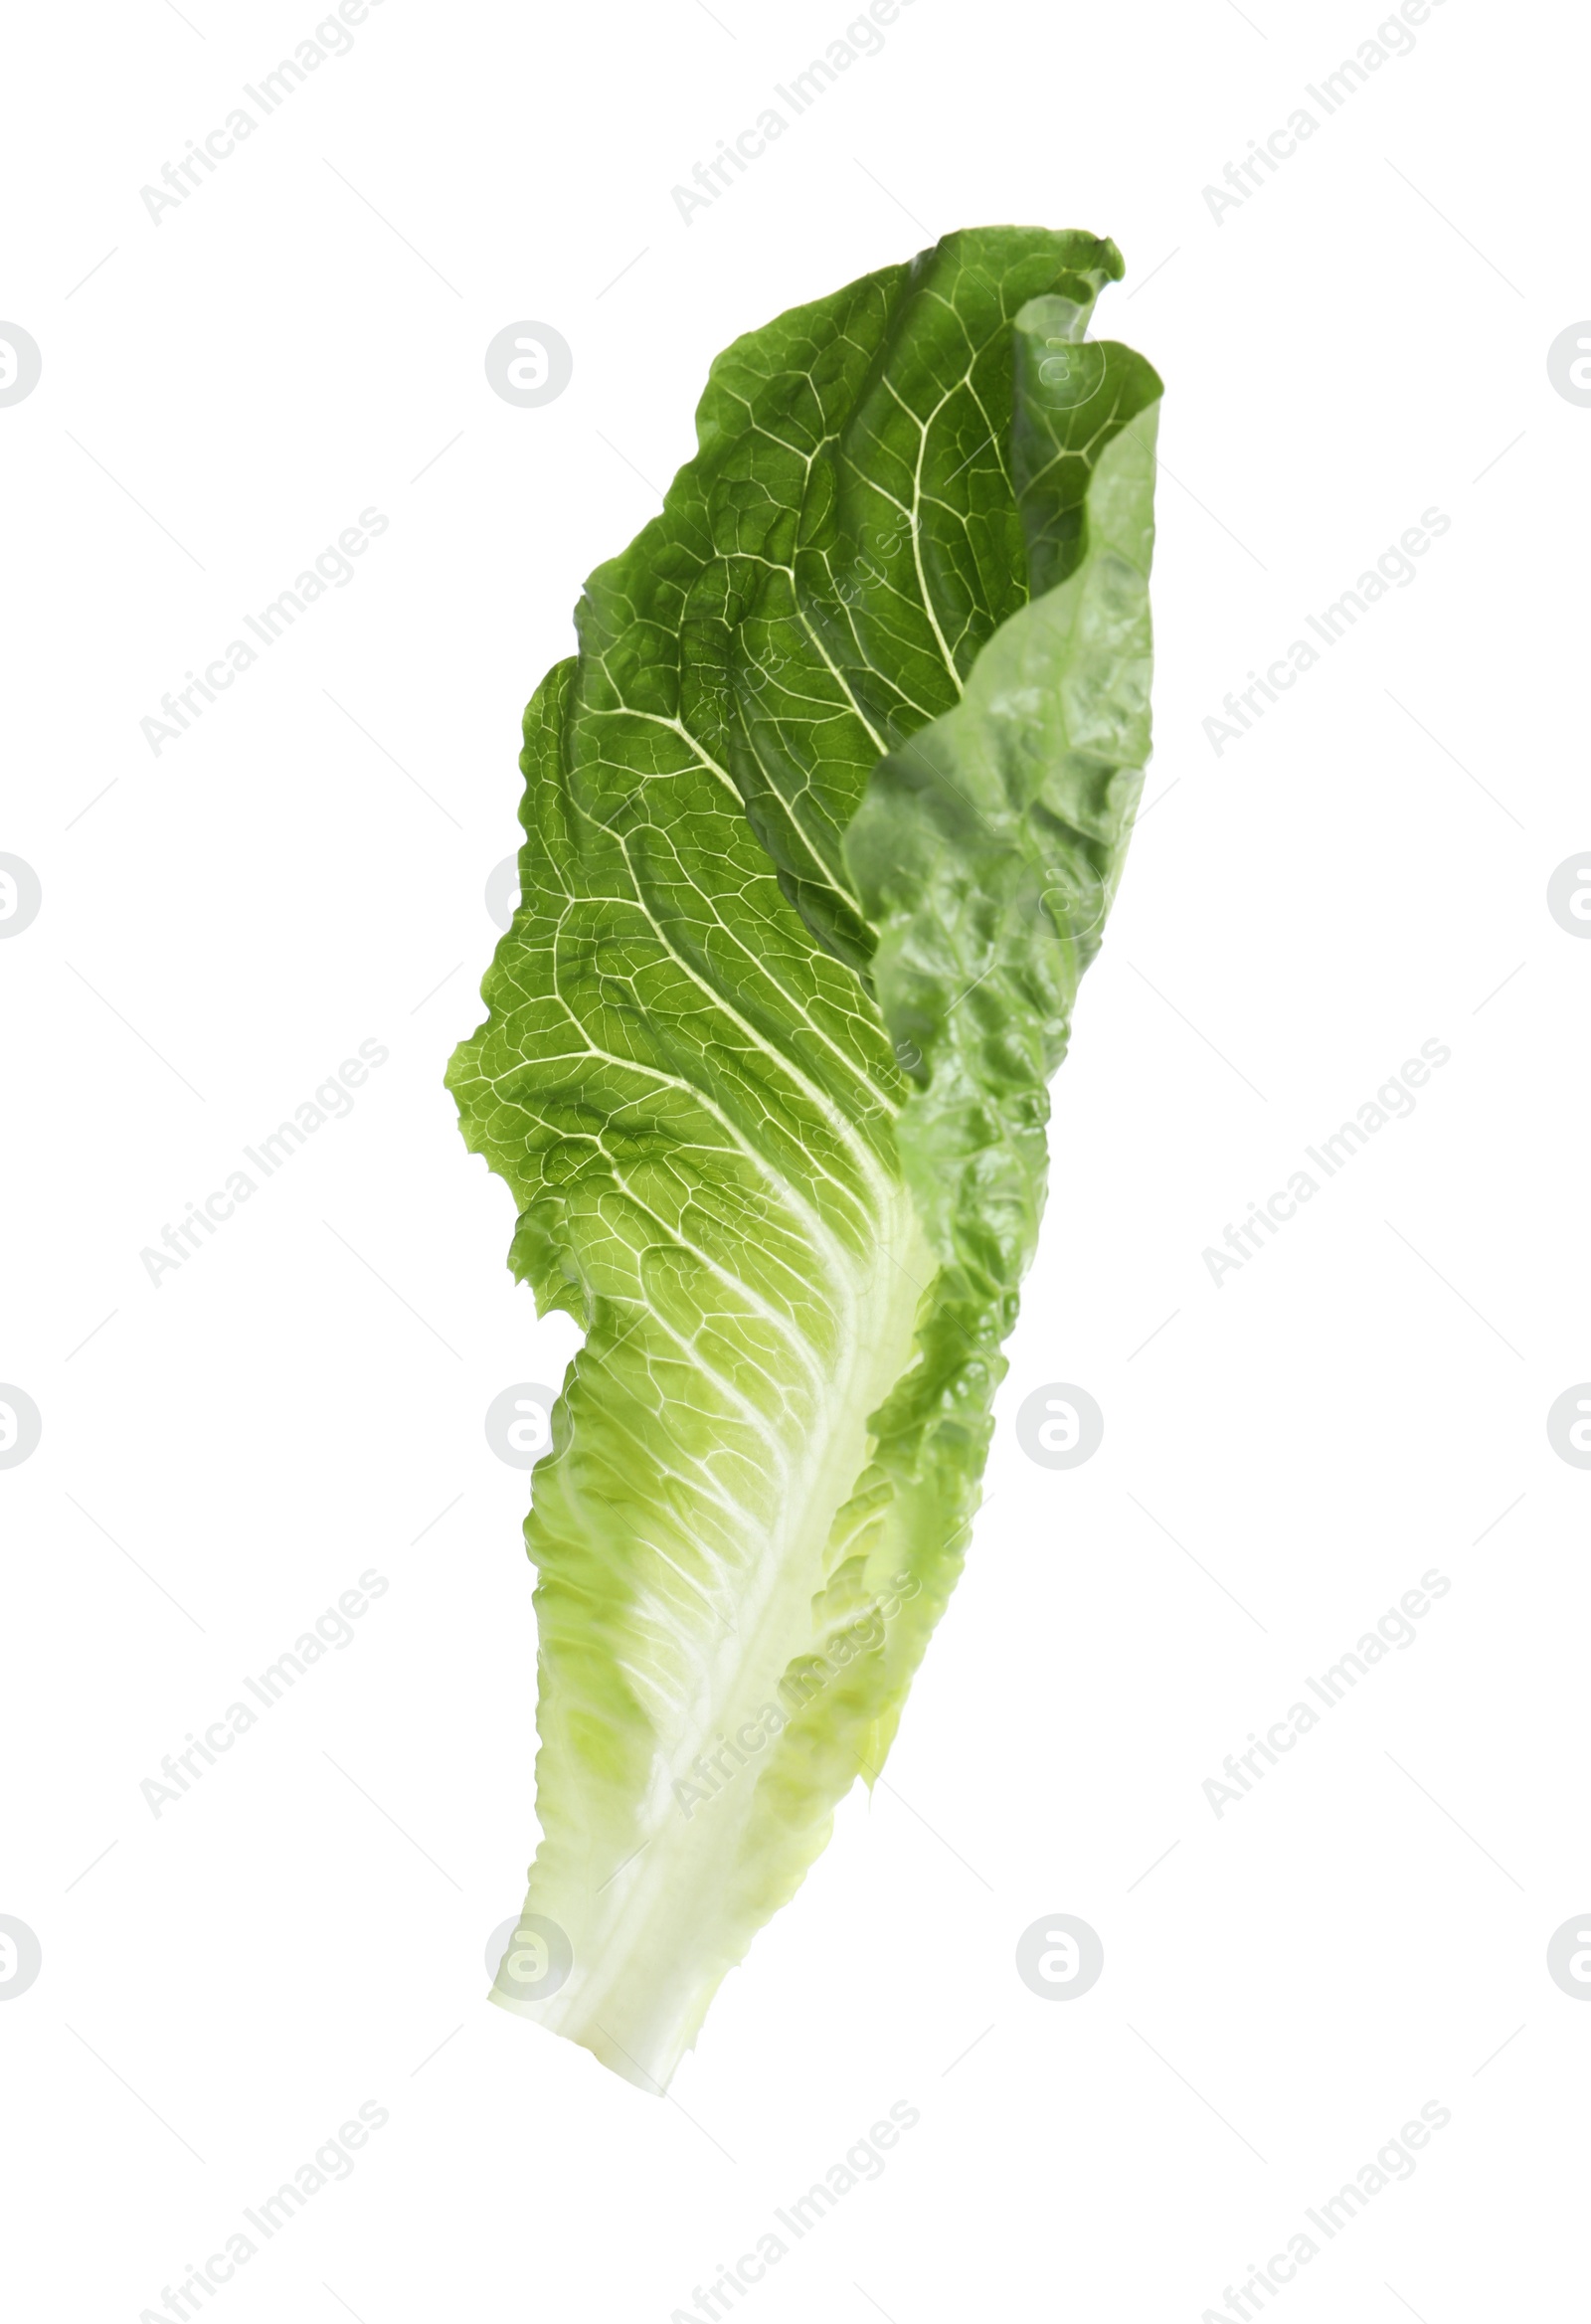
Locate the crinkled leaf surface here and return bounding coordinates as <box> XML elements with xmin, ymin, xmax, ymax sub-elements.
<box><xmin>447</xmin><ymin>227</ymin><xmax>1161</xmax><ymax>2090</ymax></box>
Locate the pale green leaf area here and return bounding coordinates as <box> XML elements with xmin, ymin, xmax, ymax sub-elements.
<box><xmin>447</xmin><ymin>226</ymin><xmax>1161</xmax><ymax>2090</ymax></box>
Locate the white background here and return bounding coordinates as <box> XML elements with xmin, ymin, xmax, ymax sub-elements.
<box><xmin>3</xmin><ymin>0</ymin><xmax>1587</xmax><ymax>2316</ymax></box>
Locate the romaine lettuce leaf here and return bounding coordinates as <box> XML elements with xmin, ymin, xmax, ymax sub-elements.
<box><xmin>447</xmin><ymin>226</ymin><xmax>1160</xmax><ymax>2090</ymax></box>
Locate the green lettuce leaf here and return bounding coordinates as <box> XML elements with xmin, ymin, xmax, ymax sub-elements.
<box><xmin>447</xmin><ymin>226</ymin><xmax>1161</xmax><ymax>2090</ymax></box>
